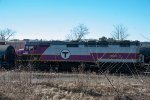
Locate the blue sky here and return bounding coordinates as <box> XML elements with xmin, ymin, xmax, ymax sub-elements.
<box><xmin>0</xmin><ymin>0</ymin><xmax>150</xmax><ymax>41</ymax></box>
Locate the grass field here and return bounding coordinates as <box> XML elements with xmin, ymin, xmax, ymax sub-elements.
<box><xmin>0</xmin><ymin>70</ymin><xmax>150</xmax><ymax>100</ymax></box>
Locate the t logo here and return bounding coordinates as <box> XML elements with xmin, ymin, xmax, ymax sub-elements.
<box><xmin>60</xmin><ymin>49</ymin><xmax>71</xmax><ymax>59</ymax></box>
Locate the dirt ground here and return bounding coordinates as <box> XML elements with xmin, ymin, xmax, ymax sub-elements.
<box><xmin>0</xmin><ymin>71</ymin><xmax>150</xmax><ymax>100</ymax></box>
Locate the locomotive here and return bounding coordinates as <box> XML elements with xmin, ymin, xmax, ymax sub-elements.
<box><xmin>1</xmin><ymin>40</ymin><xmax>150</xmax><ymax>73</ymax></box>
<box><xmin>16</xmin><ymin>40</ymin><xmax>148</xmax><ymax>73</ymax></box>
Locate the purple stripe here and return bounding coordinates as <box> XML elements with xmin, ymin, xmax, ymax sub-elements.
<box><xmin>40</xmin><ymin>55</ymin><xmax>93</xmax><ymax>61</ymax></box>
<box><xmin>27</xmin><ymin>46</ymin><xmax>49</xmax><ymax>54</ymax></box>
<box><xmin>92</xmin><ymin>53</ymin><xmax>139</xmax><ymax>59</ymax></box>
<box><xmin>40</xmin><ymin>53</ymin><xmax>139</xmax><ymax>61</ymax></box>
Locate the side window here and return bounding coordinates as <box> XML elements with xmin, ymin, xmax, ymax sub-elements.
<box><xmin>67</xmin><ymin>44</ymin><xmax>79</xmax><ymax>47</ymax></box>
<box><xmin>25</xmin><ymin>46</ymin><xmax>34</xmax><ymax>51</ymax></box>
<box><xmin>29</xmin><ymin>46</ymin><xmax>34</xmax><ymax>51</ymax></box>
<box><xmin>84</xmin><ymin>43</ymin><xmax>96</xmax><ymax>47</ymax></box>
<box><xmin>84</xmin><ymin>44</ymin><xmax>96</xmax><ymax>47</ymax></box>
<box><xmin>25</xmin><ymin>46</ymin><xmax>29</xmax><ymax>51</ymax></box>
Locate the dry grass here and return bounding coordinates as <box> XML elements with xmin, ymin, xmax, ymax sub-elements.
<box><xmin>0</xmin><ymin>70</ymin><xmax>150</xmax><ymax>100</ymax></box>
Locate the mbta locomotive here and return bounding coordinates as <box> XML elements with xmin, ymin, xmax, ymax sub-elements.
<box><xmin>16</xmin><ymin>40</ymin><xmax>147</xmax><ymax>73</ymax></box>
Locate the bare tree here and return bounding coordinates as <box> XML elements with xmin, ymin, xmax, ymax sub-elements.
<box><xmin>67</xmin><ymin>24</ymin><xmax>89</xmax><ymax>41</ymax></box>
<box><xmin>0</xmin><ymin>28</ymin><xmax>15</xmax><ymax>41</ymax></box>
<box><xmin>66</xmin><ymin>33</ymin><xmax>74</xmax><ymax>41</ymax></box>
<box><xmin>111</xmin><ymin>25</ymin><xmax>129</xmax><ymax>40</ymax></box>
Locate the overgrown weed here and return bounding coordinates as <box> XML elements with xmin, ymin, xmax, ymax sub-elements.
<box><xmin>0</xmin><ymin>68</ymin><xmax>150</xmax><ymax>100</ymax></box>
